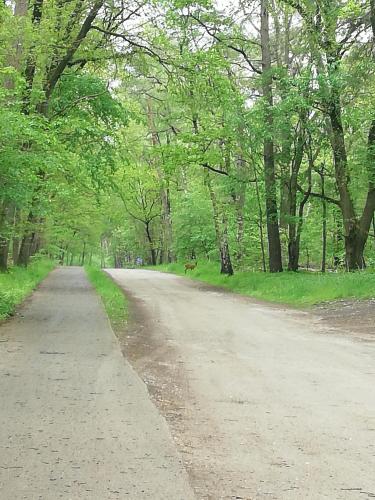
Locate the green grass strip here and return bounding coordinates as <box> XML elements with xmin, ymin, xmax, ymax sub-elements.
<box><xmin>149</xmin><ymin>262</ymin><xmax>375</xmax><ymax>307</ymax></box>
<box><xmin>85</xmin><ymin>266</ymin><xmax>128</xmax><ymax>329</ymax></box>
<box><xmin>0</xmin><ymin>259</ymin><xmax>55</xmax><ymax>320</ymax></box>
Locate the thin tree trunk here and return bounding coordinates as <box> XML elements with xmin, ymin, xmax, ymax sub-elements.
<box><xmin>145</xmin><ymin>221</ymin><xmax>157</xmax><ymax>265</ymax></box>
<box><xmin>0</xmin><ymin>203</ymin><xmax>10</xmax><ymax>271</ymax></box>
<box><xmin>18</xmin><ymin>207</ymin><xmax>36</xmax><ymax>267</ymax></box>
<box><xmin>158</xmin><ymin>186</ymin><xmax>173</xmax><ymax>264</ymax></box>
<box><xmin>260</xmin><ymin>0</ymin><xmax>283</xmax><ymax>272</ymax></box>
<box><xmin>254</xmin><ymin>167</ymin><xmax>267</xmax><ymax>272</ymax></box>
<box><xmin>219</xmin><ymin>212</ymin><xmax>234</xmax><ymax>275</ymax></box>
<box><xmin>287</xmin><ymin>122</ymin><xmax>306</xmax><ymax>271</ymax></box>
<box><xmin>207</xmin><ymin>174</ymin><xmax>234</xmax><ymax>275</ymax></box>
<box><xmin>59</xmin><ymin>244</ymin><xmax>66</xmax><ymax>265</ymax></box>
<box><xmin>290</xmin><ymin>192</ymin><xmax>311</xmax><ymax>272</ymax></box>
<box><xmin>146</xmin><ymin>99</ymin><xmax>174</xmax><ymax>264</ymax></box>
<box><xmin>11</xmin><ymin>207</ymin><xmax>20</xmax><ymax>265</ymax></box>
<box><xmin>0</xmin><ymin>241</ymin><xmax>9</xmax><ymax>271</ymax></box>
<box><xmin>274</xmin><ymin>7</ymin><xmax>292</xmax><ymax>230</ymax></box>
<box><xmin>234</xmin><ymin>189</ymin><xmax>246</xmax><ymax>265</ymax></box>
<box><xmin>12</xmin><ymin>236</ymin><xmax>20</xmax><ymax>266</ymax></box>
<box><xmin>80</xmin><ymin>241</ymin><xmax>86</xmax><ymax>266</ymax></box>
<box><xmin>319</xmin><ymin>170</ymin><xmax>327</xmax><ymax>273</ymax></box>
<box><xmin>234</xmin><ymin>155</ymin><xmax>246</xmax><ymax>265</ymax></box>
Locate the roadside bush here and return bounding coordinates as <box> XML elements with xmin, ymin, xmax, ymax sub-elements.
<box><xmin>0</xmin><ymin>259</ymin><xmax>55</xmax><ymax>319</ymax></box>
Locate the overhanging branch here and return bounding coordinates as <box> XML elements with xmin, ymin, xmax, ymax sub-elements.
<box><xmin>297</xmin><ymin>184</ymin><xmax>340</xmax><ymax>206</ymax></box>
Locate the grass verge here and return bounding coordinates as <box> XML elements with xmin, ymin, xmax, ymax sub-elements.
<box><xmin>0</xmin><ymin>259</ymin><xmax>55</xmax><ymax>320</ymax></box>
<box><xmin>85</xmin><ymin>266</ymin><xmax>128</xmax><ymax>329</ymax></box>
<box><xmin>148</xmin><ymin>262</ymin><xmax>375</xmax><ymax>307</ymax></box>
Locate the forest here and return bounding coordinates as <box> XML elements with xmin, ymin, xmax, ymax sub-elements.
<box><xmin>1</xmin><ymin>0</ymin><xmax>375</xmax><ymax>276</ymax></box>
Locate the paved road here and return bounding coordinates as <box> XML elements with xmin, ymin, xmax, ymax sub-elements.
<box><xmin>107</xmin><ymin>269</ymin><xmax>375</xmax><ymax>500</ymax></box>
<box><xmin>0</xmin><ymin>267</ymin><xmax>194</xmax><ymax>500</ymax></box>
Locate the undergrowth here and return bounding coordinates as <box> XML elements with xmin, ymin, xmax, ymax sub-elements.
<box><xmin>0</xmin><ymin>259</ymin><xmax>55</xmax><ymax>319</ymax></box>
<box><xmin>85</xmin><ymin>266</ymin><xmax>128</xmax><ymax>329</ymax></box>
<box><xmin>149</xmin><ymin>262</ymin><xmax>375</xmax><ymax>306</ymax></box>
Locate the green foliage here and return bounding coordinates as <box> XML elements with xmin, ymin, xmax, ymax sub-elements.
<box><xmin>1</xmin><ymin>0</ymin><xmax>375</xmax><ymax>281</ymax></box>
<box><xmin>52</xmin><ymin>74</ymin><xmax>127</xmax><ymax>126</ymax></box>
<box><xmin>172</xmin><ymin>185</ymin><xmax>217</xmax><ymax>259</ymax></box>
<box><xmin>85</xmin><ymin>266</ymin><xmax>128</xmax><ymax>329</ymax></box>
<box><xmin>0</xmin><ymin>259</ymin><xmax>55</xmax><ymax>319</ymax></box>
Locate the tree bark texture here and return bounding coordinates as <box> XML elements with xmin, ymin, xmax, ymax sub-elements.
<box><xmin>261</xmin><ymin>0</ymin><xmax>283</xmax><ymax>272</ymax></box>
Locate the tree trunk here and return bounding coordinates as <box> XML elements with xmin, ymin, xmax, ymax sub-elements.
<box><xmin>288</xmin><ymin>242</ymin><xmax>298</xmax><ymax>271</ymax></box>
<box><xmin>234</xmin><ymin>155</ymin><xmax>246</xmax><ymax>265</ymax></box>
<box><xmin>12</xmin><ymin>236</ymin><xmax>20</xmax><ymax>266</ymax></box>
<box><xmin>17</xmin><ymin>205</ymin><xmax>42</xmax><ymax>266</ymax></box>
<box><xmin>41</xmin><ymin>0</ymin><xmax>104</xmax><ymax>111</ymax></box>
<box><xmin>30</xmin><ymin>231</ymin><xmax>41</xmax><ymax>256</ymax></box>
<box><xmin>0</xmin><ymin>240</ymin><xmax>9</xmax><ymax>272</ymax></box>
<box><xmin>234</xmin><ymin>190</ymin><xmax>245</xmax><ymax>265</ymax></box>
<box><xmin>146</xmin><ymin>99</ymin><xmax>174</xmax><ymax>264</ymax></box>
<box><xmin>279</xmin><ymin>0</ymin><xmax>375</xmax><ymax>270</ymax></box>
<box><xmin>18</xmin><ymin>232</ymin><xmax>34</xmax><ymax>266</ymax></box>
<box><xmin>319</xmin><ymin>170</ymin><xmax>327</xmax><ymax>273</ymax></box>
<box><xmin>287</xmin><ymin>122</ymin><xmax>306</xmax><ymax>271</ymax></box>
<box><xmin>254</xmin><ymin>167</ymin><xmax>267</xmax><ymax>272</ymax></box>
<box><xmin>59</xmin><ymin>245</ymin><xmax>66</xmax><ymax>265</ymax></box>
<box><xmin>328</xmin><ymin>100</ymin><xmax>375</xmax><ymax>269</ymax></box>
<box><xmin>145</xmin><ymin>221</ymin><xmax>157</xmax><ymax>265</ymax></box>
<box><xmin>0</xmin><ymin>0</ymin><xmax>28</xmax><ymax>271</ymax></box>
<box><xmin>321</xmin><ymin>201</ymin><xmax>327</xmax><ymax>272</ymax></box>
<box><xmin>345</xmin><ymin>229</ymin><xmax>366</xmax><ymax>271</ymax></box>
<box><xmin>11</xmin><ymin>207</ymin><xmax>20</xmax><ymax>266</ymax></box>
<box><xmin>275</xmin><ymin>8</ymin><xmax>292</xmax><ymax>230</ymax></box>
<box><xmin>219</xmin><ymin>214</ymin><xmax>234</xmax><ymax>275</ymax></box>
<box><xmin>322</xmin><ymin>12</ymin><xmax>375</xmax><ymax>271</ymax></box>
<box><xmin>159</xmin><ymin>187</ymin><xmax>173</xmax><ymax>263</ymax></box>
<box><xmin>80</xmin><ymin>241</ymin><xmax>86</xmax><ymax>266</ymax></box>
<box><xmin>260</xmin><ymin>0</ymin><xmax>283</xmax><ymax>272</ymax></box>
<box><xmin>0</xmin><ymin>204</ymin><xmax>9</xmax><ymax>272</ymax></box>
<box><xmin>207</xmin><ymin>174</ymin><xmax>234</xmax><ymax>275</ymax></box>
<box><xmin>288</xmin><ymin>203</ymin><xmax>305</xmax><ymax>273</ymax></box>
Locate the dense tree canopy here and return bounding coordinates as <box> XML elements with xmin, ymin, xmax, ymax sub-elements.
<box><xmin>1</xmin><ymin>0</ymin><xmax>375</xmax><ymax>273</ymax></box>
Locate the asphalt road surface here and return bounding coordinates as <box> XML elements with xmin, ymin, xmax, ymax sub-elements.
<box><xmin>0</xmin><ymin>267</ymin><xmax>194</xmax><ymax>500</ymax></box>
<box><xmin>107</xmin><ymin>269</ymin><xmax>375</xmax><ymax>500</ymax></box>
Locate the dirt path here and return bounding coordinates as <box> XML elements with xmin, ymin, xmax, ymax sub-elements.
<box><xmin>314</xmin><ymin>298</ymin><xmax>375</xmax><ymax>340</ymax></box>
<box><xmin>107</xmin><ymin>269</ymin><xmax>375</xmax><ymax>500</ymax></box>
<box><xmin>0</xmin><ymin>267</ymin><xmax>194</xmax><ymax>500</ymax></box>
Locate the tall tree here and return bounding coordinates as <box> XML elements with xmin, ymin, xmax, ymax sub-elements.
<box><xmin>260</xmin><ymin>0</ymin><xmax>283</xmax><ymax>271</ymax></box>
